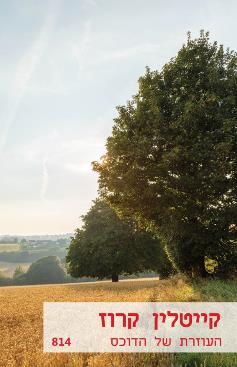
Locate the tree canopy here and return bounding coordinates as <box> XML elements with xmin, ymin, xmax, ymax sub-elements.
<box><xmin>93</xmin><ymin>31</ymin><xmax>237</xmax><ymax>277</ymax></box>
<box><xmin>66</xmin><ymin>199</ymin><xmax>172</xmax><ymax>281</ymax></box>
<box><xmin>19</xmin><ymin>256</ymin><xmax>66</xmax><ymax>285</ymax></box>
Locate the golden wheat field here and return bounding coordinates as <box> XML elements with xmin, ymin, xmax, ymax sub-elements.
<box><xmin>1</xmin><ymin>277</ymin><xmax>237</xmax><ymax>367</ymax></box>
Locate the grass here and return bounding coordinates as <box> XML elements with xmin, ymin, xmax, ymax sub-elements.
<box><xmin>0</xmin><ymin>243</ymin><xmax>20</xmax><ymax>252</ymax></box>
<box><xmin>0</xmin><ymin>276</ymin><xmax>237</xmax><ymax>367</ymax></box>
<box><xmin>193</xmin><ymin>278</ymin><xmax>237</xmax><ymax>301</ymax></box>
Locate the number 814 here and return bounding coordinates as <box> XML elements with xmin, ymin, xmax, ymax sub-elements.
<box><xmin>51</xmin><ymin>337</ymin><xmax>71</xmax><ymax>347</ymax></box>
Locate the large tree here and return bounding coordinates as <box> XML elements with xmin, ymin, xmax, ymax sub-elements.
<box><xmin>66</xmin><ymin>199</ymin><xmax>172</xmax><ymax>282</ymax></box>
<box><xmin>93</xmin><ymin>31</ymin><xmax>237</xmax><ymax>277</ymax></box>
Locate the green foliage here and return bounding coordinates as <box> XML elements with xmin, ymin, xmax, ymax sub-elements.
<box><xmin>192</xmin><ymin>278</ymin><xmax>237</xmax><ymax>301</ymax></box>
<box><xmin>178</xmin><ymin>280</ymin><xmax>237</xmax><ymax>365</ymax></box>
<box><xmin>205</xmin><ymin>256</ymin><xmax>218</xmax><ymax>274</ymax></box>
<box><xmin>176</xmin><ymin>352</ymin><xmax>237</xmax><ymax>367</ymax></box>
<box><xmin>13</xmin><ymin>265</ymin><xmax>25</xmax><ymax>279</ymax></box>
<box><xmin>94</xmin><ymin>31</ymin><xmax>237</xmax><ymax>277</ymax></box>
<box><xmin>66</xmin><ymin>199</ymin><xmax>173</xmax><ymax>281</ymax></box>
<box><xmin>19</xmin><ymin>256</ymin><xmax>66</xmax><ymax>285</ymax></box>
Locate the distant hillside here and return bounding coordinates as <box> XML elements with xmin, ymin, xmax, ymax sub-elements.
<box><xmin>0</xmin><ymin>234</ymin><xmax>73</xmax><ymax>242</ymax></box>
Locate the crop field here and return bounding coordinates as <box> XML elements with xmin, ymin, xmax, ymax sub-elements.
<box><xmin>1</xmin><ymin>277</ymin><xmax>237</xmax><ymax>367</ymax></box>
<box><xmin>0</xmin><ymin>244</ymin><xmax>20</xmax><ymax>252</ymax></box>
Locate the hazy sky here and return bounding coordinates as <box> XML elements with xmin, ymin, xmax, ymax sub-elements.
<box><xmin>0</xmin><ymin>0</ymin><xmax>236</xmax><ymax>235</ymax></box>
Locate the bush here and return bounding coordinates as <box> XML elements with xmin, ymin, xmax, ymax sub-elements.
<box><xmin>18</xmin><ymin>256</ymin><xmax>66</xmax><ymax>285</ymax></box>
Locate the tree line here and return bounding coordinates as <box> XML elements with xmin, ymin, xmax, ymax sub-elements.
<box><xmin>0</xmin><ymin>257</ymin><xmax>67</xmax><ymax>286</ymax></box>
<box><xmin>67</xmin><ymin>31</ymin><xmax>237</xmax><ymax>281</ymax></box>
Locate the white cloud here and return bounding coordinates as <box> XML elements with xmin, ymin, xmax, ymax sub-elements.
<box><xmin>40</xmin><ymin>156</ymin><xmax>49</xmax><ymax>201</ymax></box>
<box><xmin>61</xmin><ymin>138</ymin><xmax>104</xmax><ymax>152</ymax></box>
<box><xmin>98</xmin><ymin>43</ymin><xmax>160</xmax><ymax>62</ymax></box>
<box><xmin>71</xmin><ymin>21</ymin><xmax>92</xmax><ymax>72</ymax></box>
<box><xmin>0</xmin><ymin>0</ymin><xmax>61</xmax><ymax>154</ymax></box>
<box><xmin>22</xmin><ymin>134</ymin><xmax>105</xmax><ymax>161</ymax></box>
<box><xmin>71</xmin><ymin>41</ymin><xmax>160</xmax><ymax>66</ymax></box>
<box><xmin>21</xmin><ymin>133</ymin><xmax>105</xmax><ymax>200</ymax></box>
<box><xmin>64</xmin><ymin>162</ymin><xmax>92</xmax><ymax>174</ymax></box>
<box><xmin>81</xmin><ymin>0</ymin><xmax>97</xmax><ymax>10</ymax></box>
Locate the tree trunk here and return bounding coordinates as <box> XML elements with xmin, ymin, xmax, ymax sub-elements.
<box><xmin>112</xmin><ymin>274</ymin><xmax>119</xmax><ymax>282</ymax></box>
<box><xmin>191</xmin><ymin>261</ymin><xmax>207</xmax><ymax>278</ymax></box>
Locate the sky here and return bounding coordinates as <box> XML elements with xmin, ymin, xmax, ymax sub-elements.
<box><xmin>0</xmin><ymin>0</ymin><xmax>236</xmax><ymax>235</ymax></box>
